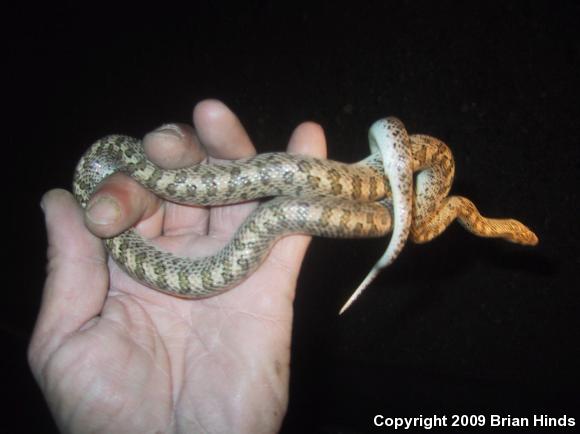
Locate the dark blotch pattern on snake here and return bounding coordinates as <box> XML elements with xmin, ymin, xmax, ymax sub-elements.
<box><xmin>73</xmin><ymin>118</ymin><xmax>538</xmax><ymax>310</ymax></box>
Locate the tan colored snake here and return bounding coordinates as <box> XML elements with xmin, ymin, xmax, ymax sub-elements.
<box><xmin>73</xmin><ymin>117</ymin><xmax>538</xmax><ymax>313</ymax></box>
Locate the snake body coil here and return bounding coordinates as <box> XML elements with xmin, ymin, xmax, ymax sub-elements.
<box><xmin>73</xmin><ymin>118</ymin><xmax>538</xmax><ymax>309</ymax></box>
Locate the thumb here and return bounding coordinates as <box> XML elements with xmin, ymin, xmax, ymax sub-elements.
<box><xmin>29</xmin><ymin>189</ymin><xmax>109</xmax><ymax>366</ymax></box>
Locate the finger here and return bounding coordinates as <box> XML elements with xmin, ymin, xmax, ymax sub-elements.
<box><xmin>286</xmin><ymin>121</ymin><xmax>328</xmax><ymax>158</ymax></box>
<box><xmin>143</xmin><ymin>123</ymin><xmax>206</xmax><ymax>169</ymax></box>
<box><xmin>143</xmin><ymin>123</ymin><xmax>211</xmax><ymax>236</ymax></box>
<box><xmin>265</xmin><ymin>122</ymin><xmax>328</xmax><ymax>279</ymax></box>
<box><xmin>193</xmin><ymin>100</ymin><xmax>260</xmax><ymax>237</ymax></box>
<box><xmin>193</xmin><ymin>99</ymin><xmax>256</xmax><ymax>159</ymax></box>
<box><xmin>29</xmin><ymin>189</ymin><xmax>109</xmax><ymax>363</ymax></box>
<box><xmin>85</xmin><ymin>172</ymin><xmax>163</xmax><ymax>239</ymax></box>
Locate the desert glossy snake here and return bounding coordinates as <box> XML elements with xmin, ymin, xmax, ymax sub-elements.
<box><xmin>73</xmin><ymin>117</ymin><xmax>538</xmax><ymax>312</ymax></box>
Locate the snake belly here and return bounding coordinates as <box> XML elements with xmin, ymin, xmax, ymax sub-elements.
<box><xmin>73</xmin><ymin>135</ymin><xmax>393</xmax><ymax>297</ymax></box>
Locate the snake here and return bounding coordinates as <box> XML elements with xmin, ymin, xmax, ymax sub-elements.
<box><xmin>73</xmin><ymin>117</ymin><xmax>538</xmax><ymax>312</ymax></box>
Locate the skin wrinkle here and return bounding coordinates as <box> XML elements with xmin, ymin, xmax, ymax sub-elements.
<box><xmin>170</xmin><ymin>350</ymin><xmax>190</xmax><ymax>429</ymax></box>
<box><xmin>188</xmin><ymin>328</ymin><xmax>213</xmax><ymax>363</ymax></box>
<box><xmin>161</xmin><ymin>194</ymin><xmax>210</xmax><ymax>236</ymax></box>
<box><xmin>46</xmin><ymin>250</ymin><xmax>107</xmax><ymax>273</ymax></box>
<box><xmin>211</xmin><ymin>309</ymin><xmax>289</xmax><ymax>421</ymax></box>
<box><xmin>36</xmin><ymin>339</ymin><xmax>66</xmax><ymax>391</ymax></box>
<box><xmin>129</xmin><ymin>324</ymin><xmax>171</xmax><ymax>382</ymax></box>
<box><xmin>33</xmin><ymin>304</ymin><xmax>103</xmax><ymax>375</ymax></box>
<box><xmin>163</xmin><ymin>205</ymin><xmax>210</xmax><ymax>237</ymax></box>
<box><xmin>263</xmin><ymin>241</ymin><xmax>301</xmax><ymax>276</ymax></box>
<box><xmin>131</xmin><ymin>383</ymin><xmax>171</xmax><ymax>431</ymax></box>
<box><xmin>190</xmin><ymin>352</ymin><xmax>229</xmax><ymax>423</ymax></box>
<box><xmin>229</xmin><ymin>307</ymin><xmax>288</xmax><ymax>327</ymax></box>
<box><xmin>118</xmin><ymin>307</ymin><xmax>180</xmax><ymax>416</ymax></box>
<box><xmin>188</xmin><ymin>311</ymin><xmax>254</xmax><ymax>428</ymax></box>
<box><xmin>213</xmin><ymin>308</ymin><xmax>234</xmax><ymax>350</ymax></box>
<box><xmin>80</xmin><ymin>322</ymin><xmax>167</xmax><ymax>432</ymax></box>
<box><xmin>49</xmin><ymin>347</ymin><xmax>109</xmax><ymax>426</ymax></box>
<box><xmin>208</xmin><ymin>201</ymin><xmax>258</xmax><ymax>238</ymax></box>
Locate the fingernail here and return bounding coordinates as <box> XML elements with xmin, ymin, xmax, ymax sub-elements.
<box><xmin>152</xmin><ymin>123</ymin><xmax>184</xmax><ymax>140</ymax></box>
<box><xmin>86</xmin><ymin>196</ymin><xmax>120</xmax><ymax>225</ymax></box>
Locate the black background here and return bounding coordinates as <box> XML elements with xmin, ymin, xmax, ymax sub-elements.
<box><xmin>6</xmin><ymin>2</ymin><xmax>579</xmax><ymax>433</ymax></box>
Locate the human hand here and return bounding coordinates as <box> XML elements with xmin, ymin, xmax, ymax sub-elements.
<box><xmin>29</xmin><ymin>100</ymin><xmax>328</xmax><ymax>434</ymax></box>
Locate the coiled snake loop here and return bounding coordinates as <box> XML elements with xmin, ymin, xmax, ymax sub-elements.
<box><xmin>73</xmin><ymin>117</ymin><xmax>538</xmax><ymax>312</ymax></box>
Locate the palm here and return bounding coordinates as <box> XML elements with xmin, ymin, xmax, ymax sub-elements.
<box><xmin>47</xmin><ymin>201</ymin><xmax>293</xmax><ymax>432</ymax></box>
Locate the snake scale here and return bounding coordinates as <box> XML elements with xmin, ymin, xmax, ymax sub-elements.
<box><xmin>73</xmin><ymin>117</ymin><xmax>538</xmax><ymax>312</ymax></box>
